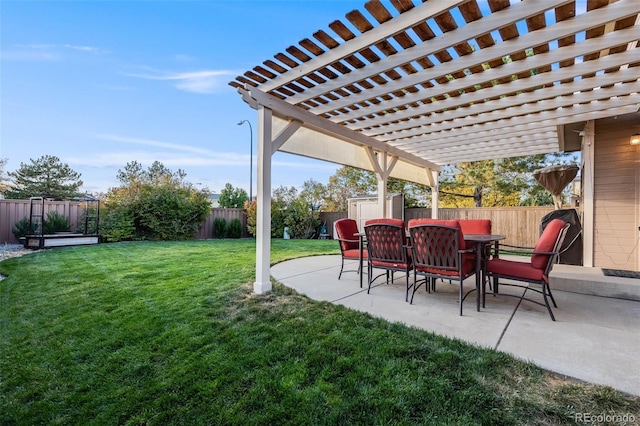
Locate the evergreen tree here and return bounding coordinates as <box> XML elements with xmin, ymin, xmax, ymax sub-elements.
<box><xmin>4</xmin><ymin>155</ymin><xmax>83</xmax><ymax>199</ymax></box>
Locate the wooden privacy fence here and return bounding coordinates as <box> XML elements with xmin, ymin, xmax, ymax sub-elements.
<box><xmin>1</xmin><ymin>200</ymin><xmax>248</xmax><ymax>243</ymax></box>
<box><xmin>2</xmin><ymin>199</ymin><xmax>553</xmax><ymax>247</ymax></box>
<box><xmin>196</xmin><ymin>208</ymin><xmax>248</xmax><ymax>239</ymax></box>
<box><xmin>1</xmin><ymin>199</ymin><xmax>85</xmax><ymax>244</ymax></box>
<box><xmin>406</xmin><ymin>207</ymin><xmax>556</xmax><ymax>248</ymax></box>
<box><xmin>320</xmin><ymin>206</ymin><xmax>556</xmax><ymax>248</ymax></box>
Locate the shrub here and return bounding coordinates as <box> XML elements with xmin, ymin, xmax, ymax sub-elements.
<box><xmin>98</xmin><ymin>206</ymin><xmax>136</xmax><ymax>243</ymax></box>
<box><xmin>227</xmin><ymin>218</ymin><xmax>243</xmax><ymax>239</ymax></box>
<box><xmin>245</xmin><ymin>199</ymin><xmax>256</xmax><ymax>237</ymax></box>
<box><xmin>213</xmin><ymin>217</ymin><xmax>227</xmax><ymax>238</ymax></box>
<box><xmin>12</xmin><ymin>217</ymin><xmax>37</xmax><ymax>240</ymax></box>
<box><xmin>43</xmin><ymin>211</ymin><xmax>70</xmax><ymax>234</ymax></box>
<box><xmin>245</xmin><ymin>191</ymin><xmax>319</xmax><ymax>239</ymax></box>
<box><xmin>283</xmin><ymin>198</ymin><xmax>320</xmax><ymax>239</ymax></box>
<box><xmin>100</xmin><ymin>162</ymin><xmax>211</xmax><ymax>242</ymax></box>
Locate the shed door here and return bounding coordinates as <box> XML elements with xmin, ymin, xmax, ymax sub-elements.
<box><xmin>358</xmin><ymin>201</ymin><xmax>379</xmax><ymax>231</ymax></box>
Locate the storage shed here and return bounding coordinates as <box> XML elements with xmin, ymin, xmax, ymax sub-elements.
<box><xmin>347</xmin><ymin>193</ymin><xmax>404</xmax><ymax>231</ymax></box>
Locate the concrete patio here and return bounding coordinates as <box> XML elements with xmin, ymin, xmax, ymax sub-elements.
<box><xmin>271</xmin><ymin>255</ymin><xmax>640</xmax><ymax>396</ymax></box>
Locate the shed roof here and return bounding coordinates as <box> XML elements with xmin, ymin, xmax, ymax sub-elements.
<box><xmin>230</xmin><ymin>0</ymin><xmax>639</xmax><ymax>185</ymax></box>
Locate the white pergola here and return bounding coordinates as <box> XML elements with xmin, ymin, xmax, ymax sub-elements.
<box><xmin>230</xmin><ymin>0</ymin><xmax>640</xmax><ymax>293</ymax></box>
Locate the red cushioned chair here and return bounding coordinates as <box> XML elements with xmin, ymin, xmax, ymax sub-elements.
<box><xmin>334</xmin><ymin>218</ymin><xmax>367</xmax><ymax>280</ymax></box>
<box><xmin>459</xmin><ymin>219</ymin><xmax>492</xmax><ymax>288</ymax></box>
<box><xmin>364</xmin><ymin>218</ymin><xmax>412</xmax><ymax>301</ymax></box>
<box><xmin>484</xmin><ymin>218</ymin><xmax>570</xmax><ymax>321</ymax></box>
<box><xmin>408</xmin><ymin>218</ymin><xmax>476</xmax><ymax>315</ymax></box>
<box><xmin>459</xmin><ymin>219</ymin><xmax>492</xmax><ymax>251</ymax></box>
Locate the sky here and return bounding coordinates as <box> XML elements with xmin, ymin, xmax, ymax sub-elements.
<box><xmin>1</xmin><ymin>0</ymin><xmax>369</xmax><ymax>196</ymax></box>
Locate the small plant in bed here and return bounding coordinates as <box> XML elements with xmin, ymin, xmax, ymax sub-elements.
<box><xmin>43</xmin><ymin>210</ymin><xmax>71</xmax><ymax>234</ymax></box>
<box><xmin>11</xmin><ymin>217</ymin><xmax>38</xmax><ymax>240</ymax></box>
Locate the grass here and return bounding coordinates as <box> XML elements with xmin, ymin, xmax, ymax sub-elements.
<box><xmin>1</xmin><ymin>239</ymin><xmax>638</xmax><ymax>425</ymax></box>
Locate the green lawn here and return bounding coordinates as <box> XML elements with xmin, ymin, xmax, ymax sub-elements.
<box><xmin>1</xmin><ymin>240</ymin><xmax>638</xmax><ymax>425</ymax></box>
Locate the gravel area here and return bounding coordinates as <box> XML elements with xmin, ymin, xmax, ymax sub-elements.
<box><xmin>1</xmin><ymin>243</ymin><xmax>34</xmax><ymax>281</ymax></box>
<box><xmin>0</xmin><ymin>243</ymin><xmax>33</xmax><ymax>261</ymax></box>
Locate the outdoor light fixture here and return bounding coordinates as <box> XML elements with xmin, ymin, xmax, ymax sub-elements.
<box><xmin>630</xmin><ymin>133</ymin><xmax>640</xmax><ymax>145</ymax></box>
<box><xmin>237</xmin><ymin>120</ymin><xmax>253</xmax><ymax>202</ymax></box>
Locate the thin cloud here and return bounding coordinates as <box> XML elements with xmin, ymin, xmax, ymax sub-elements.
<box><xmin>124</xmin><ymin>67</ymin><xmax>237</xmax><ymax>94</ymax></box>
<box><xmin>71</xmin><ymin>134</ymin><xmax>337</xmax><ymax>172</ymax></box>
<box><xmin>0</xmin><ymin>50</ymin><xmax>60</xmax><ymax>61</ymax></box>
<box><xmin>70</xmin><ymin>152</ymin><xmax>337</xmax><ymax>171</ymax></box>
<box><xmin>15</xmin><ymin>43</ymin><xmax>100</xmax><ymax>52</ymax></box>
<box><xmin>2</xmin><ymin>43</ymin><xmax>105</xmax><ymax>61</ymax></box>
<box><xmin>68</xmin><ymin>151</ymin><xmax>247</xmax><ymax>168</ymax></box>
<box><xmin>173</xmin><ymin>54</ymin><xmax>195</xmax><ymax>62</ymax></box>
<box><xmin>79</xmin><ymin>133</ymin><xmax>248</xmax><ymax>168</ymax></box>
<box><xmin>95</xmin><ymin>133</ymin><xmax>219</xmax><ymax>156</ymax></box>
<box><xmin>62</xmin><ymin>44</ymin><xmax>100</xmax><ymax>52</ymax></box>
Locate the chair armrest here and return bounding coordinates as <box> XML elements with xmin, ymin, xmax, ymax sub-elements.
<box><xmin>530</xmin><ymin>250</ymin><xmax>558</xmax><ymax>256</ymax></box>
<box><xmin>336</xmin><ymin>237</ymin><xmax>359</xmax><ymax>244</ymax></box>
<box><xmin>498</xmin><ymin>243</ymin><xmax>535</xmax><ymax>251</ymax></box>
<box><xmin>489</xmin><ymin>243</ymin><xmax>533</xmax><ymax>257</ymax></box>
<box><xmin>490</xmin><ymin>245</ymin><xmax>559</xmax><ymax>257</ymax></box>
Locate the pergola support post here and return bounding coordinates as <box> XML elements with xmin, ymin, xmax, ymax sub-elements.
<box><xmin>254</xmin><ymin>106</ymin><xmax>273</xmax><ymax>294</ymax></box>
<box><xmin>431</xmin><ymin>170</ymin><xmax>439</xmax><ymax>219</ymax></box>
<box><xmin>366</xmin><ymin>149</ymin><xmax>399</xmax><ymax>218</ymax></box>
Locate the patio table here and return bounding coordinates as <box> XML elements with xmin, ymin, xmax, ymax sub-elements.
<box><xmin>464</xmin><ymin>234</ymin><xmax>506</xmax><ymax>311</ymax></box>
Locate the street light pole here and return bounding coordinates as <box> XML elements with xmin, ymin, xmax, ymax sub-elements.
<box><xmin>237</xmin><ymin>120</ymin><xmax>253</xmax><ymax>202</ymax></box>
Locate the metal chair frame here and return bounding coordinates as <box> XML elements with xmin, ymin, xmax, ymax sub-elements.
<box><xmin>484</xmin><ymin>222</ymin><xmax>570</xmax><ymax>321</ymax></box>
<box><xmin>364</xmin><ymin>221</ymin><xmax>412</xmax><ymax>301</ymax></box>
<box><xmin>334</xmin><ymin>219</ymin><xmax>365</xmax><ymax>280</ymax></box>
<box><xmin>408</xmin><ymin>224</ymin><xmax>476</xmax><ymax>315</ymax></box>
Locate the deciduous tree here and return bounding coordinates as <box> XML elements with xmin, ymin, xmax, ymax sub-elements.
<box><xmin>324</xmin><ymin>166</ymin><xmax>429</xmax><ymax>210</ymax></box>
<box><xmin>439</xmin><ymin>153</ymin><xmax>577</xmax><ymax>207</ymax></box>
<box><xmin>0</xmin><ymin>158</ymin><xmax>8</xmax><ymax>195</ymax></box>
<box><xmin>218</xmin><ymin>183</ymin><xmax>248</xmax><ymax>208</ymax></box>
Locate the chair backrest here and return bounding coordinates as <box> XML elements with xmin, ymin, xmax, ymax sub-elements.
<box><xmin>458</xmin><ymin>219</ymin><xmax>491</xmax><ymax>234</ymax></box>
<box><xmin>407</xmin><ymin>218</ymin><xmax>465</xmax><ymax>249</ymax></box>
<box><xmin>335</xmin><ymin>218</ymin><xmax>360</xmax><ymax>251</ymax></box>
<box><xmin>408</xmin><ymin>220</ymin><xmax>462</xmax><ymax>272</ymax></box>
<box><xmin>458</xmin><ymin>219</ymin><xmax>491</xmax><ymax>250</ymax></box>
<box><xmin>531</xmin><ymin>219</ymin><xmax>570</xmax><ymax>272</ymax></box>
<box><xmin>364</xmin><ymin>218</ymin><xmax>408</xmax><ymax>265</ymax></box>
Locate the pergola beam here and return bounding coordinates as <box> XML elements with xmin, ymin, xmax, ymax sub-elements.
<box><xmin>240</xmin><ymin>85</ymin><xmax>440</xmax><ymax>172</ymax></box>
